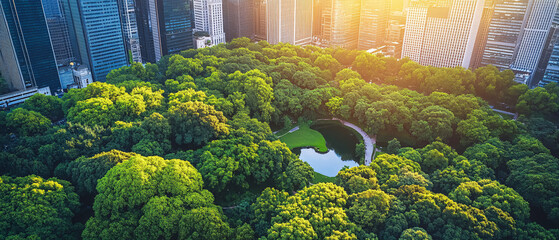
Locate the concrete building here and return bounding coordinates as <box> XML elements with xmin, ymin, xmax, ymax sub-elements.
<box><xmin>62</xmin><ymin>0</ymin><xmax>128</xmax><ymax>82</ymax></box>
<box><xmin>193</xmin><ymin>0</ymin><xmax>226</xmax><ymax>45</ymax></box>
<box><xmin>401</xmin><ymin>0</ymin><xmax>485</xmax><ymax>68</ymax></box>
<box><xmin>223</xmin><ymin>0</ymin><xmax>255</xmax><ymax>41</ymax></box>
<box><xmin>136</xmin><ymin>0</ymin><xmax>195</xmax><ymax>63</ymax></box>
<box><xmin>358</xmin><ymin>0</ymin><xmax>390</xmax><ymax>50</ymax></box>
<box><xmin>469</xmin><ymin>0</ymin><xmax>495</xmax><ymax>69</ymax></box>
<box><xmin>254</xmin><ymin>0</ymin><xmax>313</xmax><ymax>45</ymax></box>
<box><xmin>313</xmin><ymin>0</ymin><xmax>361</xmax><ymax>49</ymax></box>
<box><xmin>0</xmin><ymin>0</ymin><xmax>61</xmax><ymax>93</ymax></box>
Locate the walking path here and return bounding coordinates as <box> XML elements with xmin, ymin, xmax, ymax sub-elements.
<box><xmin>319</xmin><ymin>118</ymin><xmax>376</xmax><ymax>165</ymax></box>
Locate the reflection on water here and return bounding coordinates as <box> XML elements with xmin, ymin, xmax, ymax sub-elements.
<box><xmin>297</xmin><ymin>148</ymin><xmax>359</xmax><ymax>177</ymax></box>
<box><xmin>294</xmin><ymin>122</ymin><xmax>361</xmax><ymax>177</ymax></box>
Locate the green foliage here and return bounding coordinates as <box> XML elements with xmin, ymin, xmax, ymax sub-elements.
<box><xmin>0</xmin><ymin>175</ymin><xmax>81</xmax><ymax>240</ymax></box>
<box><xmin>22</xmin><ymin>93</ymin><xmax>64</xmax><ymax>121</ymax></box>
<box><xmin>83</xmin><ymin>155</ymin><xmax>231</xmax><ymax>239</ymax></box>
<box><xmin>336</xmin><ymin>166</ymin><xmax>379</xmax><ymax>194</ymax></box>
<box><xmin>6</xmin><ymin>108</ymin><xmax>51</xmax><ymax>136</ymax></box>
<box><xmin>167</xmin><ymin>101</ymin><xmax>229</xmax><ymax>146</ymax></box>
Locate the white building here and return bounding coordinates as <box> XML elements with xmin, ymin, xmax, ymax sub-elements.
<box><xmin>71</xmin><ymin>65</ymin><xmax>92</xmax><ymax>89</ymax></box>
<box><xmin>193</xmin><ymin>0</ymin><xmax>226</xmax><ymax>45</ymax></box>
<box><xmin>401</xmin><ymin>0</ymin><xmax>485</xmax><ymax>68</ymax></box>
<box><xmin>254</xmin><ymin>0</ymin><xmax>313</xmax><ymax>46</ymax></box>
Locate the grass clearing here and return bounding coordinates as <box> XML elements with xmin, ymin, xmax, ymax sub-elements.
<box><xmin>312</xmin><ymin>172</ymin><xmax>337</xmax><ymax>184</ymax></box>
<box><xmin>279</xmin><ymin>125</ymin><xmax>328</xmax><ymax>152</ymax></box>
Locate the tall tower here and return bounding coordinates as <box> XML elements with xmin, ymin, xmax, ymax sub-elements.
<box><xmin>222</xmin><ymin>0</ymin><xmax>255</xmax><ymax>41</ymax></box>
<box><xmin>42</xmin><ymin>0</ymin><xmax>75</xmax><ymax>66</ymax></box>
<box><xmin>254</xmin><ymin>0</ymin><xmax>313</xmax><ymax>45</ymax></box>
<box><xmin>0</xmin><ymin>0</ymin><xmax>61</xmax><ymax>93</ymax></box>
<box><xmin>63</xmin><ymin>0</ymin><xmax>127</xmax><ymax>82</ymax></box>
<box><xmin>193</xmin><ymin>0</ymin><xmax>226</xmax><ymax>45</ymax></box>
<box><xmin>314</xmin><ymin>0</ymin><xmax>361</xmax><ymax>49</ymax></box>
<box><xmin>511</xmin><ymin>0</ymin><xmax>558</xmax><ymax>73</ymax></box>
<box><xmin>358</xmin><ymin>0</ymin><xmax>390</xmax><ymax>50</ymax></box>
<box><xmin>118</xmin><ymin>0</ymin><xmax>142</xmax><ymax>63</ymax></box>
<box><xmin>136</xmin><ymin>0</ymin><xmax>195</xmax><ymax>63</ymax></box>
<box><xmin>401</xmin><ymin>0</ymin><xmax>485</xmax><ymax>68</ymax></box>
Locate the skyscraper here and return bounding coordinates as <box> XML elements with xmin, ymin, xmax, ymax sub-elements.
<box><xmin>63</xmin><ymin>0</ymin><xmax>128</xmax><ymax>82</ymax></box>
<box><xmin>136</xmin><ymin>0</ymin><xmax>195</xmax><ymax>63</ymax></box>
<box><xmin>0</xmin><ymin>0</ymin><xmax>61</xmax><ymax>93</ymax></box>
<box><xmin>358</xmin><ymin>0</ymin><xmax>390</xmax><ymax>50</ymax></box>
<box><xmin>313</xmin><ymin>0</ymin><xmax>361</xmax><ymax>49</ymax></box>
<box><xmin>42</xmin><ymin>0</ymin><xmax>75</xmax><ymax>66</ymax></box>
<box><xmin>193</xmin><ymin>0</ymin><xmax>226</xmax><ymax>45</ymax></box>
<box><xmin>538</xmin><ymin>8</ymin><xmax>559</xmax><ymax>87</ymax></box>
<box><xmin>469</xmin><ymin>0</ymin><xmax>495</xmax><ymax>69</ymax></box>
<box><xmin>254</xmin><ymin>0</ymin><xmax>313</xmax><ymax>45</ymax></box>
<box><xmin>480</xmin><ymin>0</ymin><xmax>529</xmax><ymax>69</ymax></box>
<box><xmin>223</xmin><ymin>0</ymin><xmax>255</xmax><ymax>41</ymax></box>
<box><xmin>511</xmin><ymin>0</ymin><xmax>558</xmax><ymax>73</ymax></box>
<box><xmin>118</xmin><ymin>0</ymin><xmax>142</xmax><ymax>63</ymax></box>
<box><xmin>401</xmin><ymin>0</ymin><xmax>485</xmax><ymax>68</ymax></box>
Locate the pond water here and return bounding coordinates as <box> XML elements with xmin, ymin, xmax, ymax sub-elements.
<box><xmin>293</xmin><ymin>122</ymin><xmax>360</xmax><ymax>177</ymax></box>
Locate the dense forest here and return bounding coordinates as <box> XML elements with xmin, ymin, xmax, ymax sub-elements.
<box><xmin>1</xmin><ymin>38</ymin><xmax>559</xmax><ymax>239</ymax></box>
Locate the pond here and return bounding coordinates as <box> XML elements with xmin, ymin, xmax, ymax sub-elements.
<box><xmin>293</xmin><ymin>122</ymin><xmax>361</xmax><ymax>177</ymax></box>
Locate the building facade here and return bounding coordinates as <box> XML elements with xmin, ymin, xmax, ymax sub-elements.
<box><xmin>118</xmin><ymin>0</ymin><xmax>143</xmax><ymax>63</ymax></box>
<box><xmin>222</xmin><ymin>0</ymin><xmax>255</xmax><ymax>41</ymax></box>
<box><xmin>0</xmin><ymin>0</ymin><xmax>61</xmax><ymax>93</ymax></box>
<box><xmin>63</xmin><ymin>0</ymin><xmax>128</xmax><ymax>82</ymax></box>
<box><xmin>193</xmin><ymin>0</ymin><xmax>226</xmax><ymax>45</ymax></box>
<box><xmin>42</xmin><ymin>0</ymin><xmax>75</xmax><ymax>66</ymax></box>
<box><xmin>313</xmin><ymin>0</ymin><xmax>361</xmax><ymax>49</ymax></box>
<box><xmin>358</xmin><ymin>0</ymin><xmax>390</xmax><ymax>50</ymax></box>
<box><xmin>401</xmin><ymin>0</ymin><xmax>485</xmax><ymax>68</ymax></box>
<box><xmin>254</xmin><ymin>0</ymin><xmax>313</xmax><ymax>45</ymax></box>
<box><xmin>136</xmin><ymin>0</ymin><xmax>195</xmax><ymax>63</ymax></box>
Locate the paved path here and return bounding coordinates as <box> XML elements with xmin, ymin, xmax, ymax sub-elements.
<box><xmin>322</xmin><ymin>118</ymin><xmax>376</xmax><ymax>166</ymax></box>
<box><xmin>275</xmin><ymin>126</ymin><xmax>300</xmax><ymax>138</ymax></box>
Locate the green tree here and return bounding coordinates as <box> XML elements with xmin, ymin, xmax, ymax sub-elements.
<box><xmin>167</xmin><ymin>101</ymin><xmax>229</xmax><ymax>146</ymax></box>
<box><xmin>399</xmin><ymin>228</ymin><xmax>432</xmax><ymax>240</ymax></box>
<box><xmin>336</xmin><ymin>166</ymin><xmax>379</xmax><ymax>194</ymax></box>
<box><xmin>347</xmin><ymin>189</ymin><xmax>395</xmax><ymax>232</ymax></box>
<box><xmin>67</xmin><ymin>97</ymin><xmax>118</xmax><ymax>128</ymax></box>
<box><xmin>0</xmin><ymin>175</ymin><xmax>81</xmax><ymax>240</ymax></box>
<box><xmin>83</xmin><ymin>155</ymin><xmax>231</xmax><ymax>239</ymax></box>
<box><xmin>266</xmin><ymin>217</ymin><xmax>318</xmax><ymax>240</ymax></box>
<box><xmin>22</xmin><ymin>93</ymin><xmax>64</xmax><ymax>121</ymax></box>
<box><xmin>7</xmin><ymin>108</ymin><xmax>51</xmax><ymax>136</ymax></box>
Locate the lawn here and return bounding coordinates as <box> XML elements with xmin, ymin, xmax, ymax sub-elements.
<box><xmin>312</xmin><ymin>172</ymin><xmax>337</xmax><ymax>184</ymax></box>
<box><xmin>279</xmin><ymin>125</ymin><xmax>328</xmax><ymax>152</ymax></box>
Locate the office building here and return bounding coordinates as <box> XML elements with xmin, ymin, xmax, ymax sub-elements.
<box><xmin>254</xmin><ymin>0</ymin><xmax>313</xmax><ymax>45</ymax></box>
<box><xmin>480</xmin><ymin>0</ymin><xmax>529</xmax><ymax>69</ymax></box>
<box><xmin>0</xmin><ymin>0</ymin><xmax>61</xmax><ymax>93</ymax></box>
<box><xmin>136</xmin><ymin>0</ymin><xmax>195</xmax><ymax>63</ymax></box>
<box><xmin>469</xmin><ymin>0</ymin><xmax>494</xmax><ymax>69</ymax></box>
<box><xmin>42</xmin><ymin>0</ymin><xmax>75</xmax><ymax>66</ymax></box>
<box><xmin>358</xmin><ymin>0</ymin><xmax>390</xmax><ymax>50</ymax></box>
<box><xmin>63</xmin><ymin>0</ymin><xmax>127</xmax><ymax>82</ymax></box>
<box><xmin>511</xmin><ymin>0</ymin><xmax>558</xmax><ymax>73</ymax></box>
<box><xmin>538</xmin><ymin>8</ymin><xmax>559</xmax><ymax>87</ymax></box>
<box><xmin>401</xmin><ymin>0</ymin><xmax>485</xmax><ymax>68</ymax></box>
<box><xmin>118</xmin><ymin>0</ymin><xmax>142</xmax><ymax>63</ymax></box>
<box><xmin>193</xmin><ymin>0</ymin><xmax>226</xmax><ymax>45</ymax></box>
<box><xmin>223</xmin><ymin>0</ymin><xmax>255</xmax><ymax>41</ymax></box>
<box><xmin>313</xmin><ymin>0</ymin><xmax>361</xmax><ymax>49</ymax></box>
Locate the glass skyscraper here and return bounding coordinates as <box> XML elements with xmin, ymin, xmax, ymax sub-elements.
<box><xmin>313</xmin><ymin>0</ymin><xmax>361</xmax><ymax>49</ymax></box>
<box><xmin>42</xmin><ymin>0</ymin><xmax>75</xmax><ymax>66</ymax></box>
<box><xmin>0</xmin><ymin>0</ymin><xmax>61</xmax><ymax>92</ymax></box>
<box><xmin>118</xmin><ymin>0</ymin><xmax>143</xmax><ymax>63</ymax></box>
<box><xmin>63</xmin><ymin>0</ymin><xmax>128</xmax><ymax>82</ymax></box>
<box><xmin>358</xmin><ymin>0</ymin><xmax>390</xmax><ymax>50</ymax></box>
<box><xmin>137</xmin><ymin>0</ymin><xmax>195</xmax><ymax>63</ymax></box>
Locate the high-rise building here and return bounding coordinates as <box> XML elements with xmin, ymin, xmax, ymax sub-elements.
<box><xmin>42</xmin><ymin>0</ymin><xmax>75</xmax><ymax>66</ymax></box>
<box><xmin>469</xmin><ymin>0</ymin><xmax>494</xmax><ymax>69</ymax></box>
<box><xmin>193</xmin><ymin>0</ymin><xmax>226</xmax><ymax>45</ymax></box>
<box><xmin>401</xmin><ymin>0</ymin><xmax>485</xmax><ymax>68</ymax></box>
<box><xmin>0</xmin><ymin>0</ymin><xmax>61</xmax><ymax>93</ymax></box>
<box><xmin>511</xmin><ymin>0</ymin><xmax>558</xmax><ymax>73</ymax></box>
<box><xmin>480</xmin><ymin>0</ymin><xmax>529</xmax><ymax>69</ymax></box>
<box><xmin>254</xmin><ymin>0</ymin><xmax>313</xmax><ymax>45</ymax></box>
<box><xmin>118</xmin><ymin>0</ymin><xmax>142</xmax><ymax>63</ymax></box>
<box><xmin>136</xmin><ymin>0</ymin><xmax>195</xmax><ymax>63</ymax></box>
<box><xmin>358</xmin><ymin>0</ymin><xmax>390</xmax><ymax>50</ymax></box>
<box><xmin>223</xmin><ymin>0</ymin><xmax>255</xmax><ymax>41</ymax></box>
<box><xmin>313</xmin><ymin>0</ymin><xmax>361</xmax><ymax>49</ymax></box>
<box><xmin>537</xmin><ymin>8</ymin><xmax>559</xmax><ymax>87</ymax></box>
<box><xmin>63</xmin><ymin>0</ymin><xmax>128</xmax><ymax>82</ymax></box>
